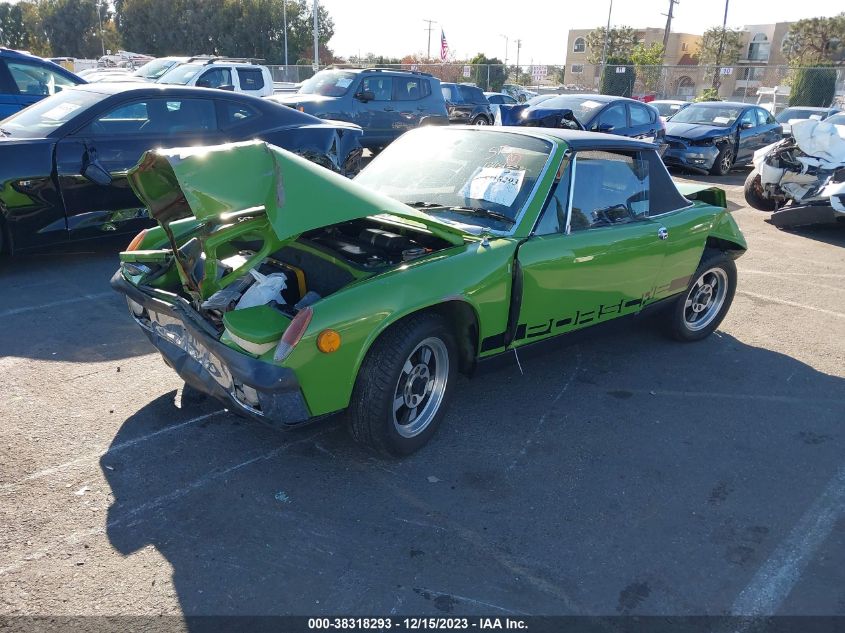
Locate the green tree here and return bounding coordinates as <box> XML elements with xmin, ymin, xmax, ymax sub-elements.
<box><xmin>39</xmin><ymin>0</ymin><xmax>104</xmax><ymax>58</ymax></box>
<box><xmin>781</xmin><ymin>13</ymin><xmax>845</xmax><ymax>64</ymax></box>
<box><xmin>630</xmin><ymin>41</ymin><xmax>664</xmax><ymax>92</ymax></box>
<box><xmin>585</xmin><ymin>26</ymin><xmax>637</xmax><ymax>64</ymax></box>
<box><xmin>696</xmin><ymin>26</ymin><xmax>743</xmax><ymax>66</ymax></box>
<box><xmin>789</xmin><ymin>66</ymin><xmax>837</xmax><ymax>106</ymax></box>
<box><xmin>0</xmin><ymin>1</ymin><xmax>50</xmax><ymax>55</ymax></box>
<box><xmin>468</xmin><ymin>52</ymin><xmax>506</xmax><ymax>91</ymax></box>
<box><xmin>600</xmin><ymin>57</ymin><xmax>635</xmax><ymax>97</ymax></box>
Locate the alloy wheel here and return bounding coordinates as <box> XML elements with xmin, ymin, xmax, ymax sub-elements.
<box><xmin>392</xmin><ymin>337</ymin><xmax>449</xmax><ymax>438</ymax></box>
<box><xmin>683</xmin><ymin>267</ymin><xmax>729</xmax><ymax>331</ymax></box>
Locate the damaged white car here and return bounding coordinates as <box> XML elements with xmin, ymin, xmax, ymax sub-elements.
<box><xmin>744</xmin><ymin>118</ymin><xmax>845</xmax><ymax>228</ymax></box>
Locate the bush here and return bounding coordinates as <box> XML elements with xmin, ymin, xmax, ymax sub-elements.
<box><xmin>600</xmin><ymin>57</ymin><xmax>635</xmax><ymax>97</ymax></box>
<box><xmin>694</xmin><ymin>88</ymin><xmax>722</xmax><ymax>102</ymax></box>
<box><xmin>789</xmin><ymin>66</ymin><xmax>837</xmax><ymax>107</ymax></box>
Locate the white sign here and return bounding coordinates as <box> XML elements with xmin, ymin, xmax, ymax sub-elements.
<box><xmin>410</xmin><ymin>64</ymin><xmax>419</xmax><ymax>71</ymax></box>
<box><xmin>460</xmin><ymin>167</ymin><xmax>525</xmax><ymax>207</ymax></box>
<box><xmin>720</xmin><ymin>67</ymin><xmax>733</xmax><ymax>76</ymax></box>
<box><xmin>615</xmin><ymin>66</ymin><xmax>626</xmax><ymax>74</ymax></box>
<box><xmin>463</xmin><ymin>65</ymin><xmax>471</xmax><ymax>78</ymax></box>
<box><xmin>531</xmin><ymin>65</ymin><xmax>547</xmax><ymax>79</ymax></box>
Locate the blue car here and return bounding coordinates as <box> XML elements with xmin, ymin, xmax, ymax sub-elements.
<box><xmin>497</xmin><ymin>93</ymin><xmax>665</xmax><ymax>143</ymax></box>
<box><xmin>0</xmin><ymin>48</ymin><xmax>85</xmax><ymax>119</ymax></box>
<box><xmin>268</xmin><ymin>67</ymin><xmax>449</xmax><ymax>151</ymax></box>
<box><xmin>662</xmin><ymin>101</ymin><xmax>782</xmax><ymax>176</ymax></box>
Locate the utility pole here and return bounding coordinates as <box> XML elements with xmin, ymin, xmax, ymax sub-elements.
<box><xmin>313</xmin><ymin>0</ymin><xmax>319</xmax><ymax>70</ymax></box>
<box><xmin>423</xmin><ymin>19</ymin><xmax>435</xmax><ymax>60</ymax></box>
<box><xmin>283</xmin><ymin>0</ymin><xmax>288</xmax><ymax>66</ymax></box>
<box><xmin>661</xmin><ymin>0</ymin><xmax>679</xmax><ymax>55</ymax></box>
<box><xmin>711</xmin><ymin>0</ymin><xmax>730</xmax><ymax>90</ymax></box>
<box><xmin>500</xmin><ymin>34</ymin><xmax>509</xmax><ymax>66</ymax></box>
<box><xmin>599</xmin><ymin>0</ymin><xmax>613</xmax><ymax>69</ymax></box>
<box><xmin>515</xmin><ymin>39</ymin><xmax>522</xmax><ymax>84</ymax></box>
<box><xmin>97</xmin><ymin>0</ymin><xmax>105</xmax><ymax>57</ymax></box>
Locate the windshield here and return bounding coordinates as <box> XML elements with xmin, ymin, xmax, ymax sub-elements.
<box><xmin>775</xmin><ymin>108</ymin><xmax>832</xmax><ymax>123</ymax></box>
<box><xmin>532</xmin><ymin>96</ymin><xmax>606</xmax><ymax>123</ymax></box>
<box><xmin>826</xmin><ymin>113</ymin><xmax>845</xmax><ymax>126</ymax></box>
<box><xmin>654</xmin><ymin>102</ymin><xmax>686</xmax><ymax>117</ymax></box>
<box><xmin>0</xmin><ymin>89</ymin><xmax>101</xmax><ymax>138</ymax></box>
<box><xmin>355</xmin><ymin>128</ymin><xmax>553</xmax><ymax>232</ymax></box>
<box><xmin>134</xmin><ymin>58</ymin><xmax>180</xmax><ymax>80</ymax></box>
<box><xmin>157</xmin><ymin>63</ymin><xmax>203</xmax><ymax>85</ymax></box>
<box><xmin>299</xmin><ymin>70</ymin><xmax>357</xmax><ymax>97</ymax></box>
<box><xmin>669</xmin><ymin>104</ymin><xmax>742</xmax><ymax>127</ymax></box>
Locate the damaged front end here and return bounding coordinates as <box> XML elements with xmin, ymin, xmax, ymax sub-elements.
<box><xmin>497</xmin><ymin>104</ymin><xmax>584</xmax><ymax>130</ymax></box>
<box><xmin>112</xmin><ymin>140</ymin><xmax>465</xmax><ymax>425</ymax></box>
<box><xmin>747</xmin><ymin>119</ymin><xmax>845</xmax><ymax>228</ymax></box>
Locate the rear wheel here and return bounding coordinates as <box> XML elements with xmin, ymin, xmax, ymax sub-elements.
<box><xmin>710</xmin><ymin>145</ymin><xmax>735</xmax><ymax>176</ymax></box>
<box><xmin>348</xmin><ymin>313</ymin><xmax>456</xmax><ymax>456</ymax></box>
<box><xmin>743</xmin><ymin>169</ymin><xmax>779</xmax><ymax>211</ymax></box>
<box><xmin>667</xmin><ymin>252</ymin><xmax>737</xmax><ymax>342</ymax></box>
<box><xmin>472</xmin><ymin>115</ymin><xmax>489</xmax><ymax>126</ymax></box>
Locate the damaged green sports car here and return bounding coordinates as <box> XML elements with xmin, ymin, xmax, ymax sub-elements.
<box><xmin>112</xmin><ymin>127</ymin><xmax>747</xmax><ymax>455</ymax></box>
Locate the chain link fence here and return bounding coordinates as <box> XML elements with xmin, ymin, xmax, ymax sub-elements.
<box><xmin>267</xmin><ymin>63</ymin><xmax>845</xmax><ymax>111</ymax></box>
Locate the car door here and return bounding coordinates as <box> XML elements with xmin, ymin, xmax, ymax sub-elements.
<box><xmin>736</xmin><ymin>108</ymin><xmax>763</xmax><ymax>162</ymax></box>
<box><xmin>589</xmin><ymin>102</ymin><xmax>628</xmax><ymax>136</ymax></box>
<box><xmin>354</xmin><ymin>75</ymin><xmax>395</xmax><ymax>146</ymax></box>
<box><xmin>755</xmin><ymin>107</ymin><xmax>782</xmax><ymax>147</ymax></box>
<box><xmin>513</xmin><ymin>149</ymin><xmax>669</xmax><ymax>346</ymax></box>
<box><xmin>195</xmin><ymin>67</ymin><xmax>234</xmax><ymax>91</ymax></box>
<box><xmin>236</xmin><ymin>67</ymin><xmax>267</xmax><ymax>98</ymax></box>
<box><xmin>392</xmin><ymin>75</ymin><xmax>427</xmax><ymax>132</ymax></box>
<box><xmin>628</xmin><ymin>102</ymin><xmax>661</xmax><ymax>141</ymax></box>
<box><xmin>0</xmin><ymin>60</ymin><xmax>23</xmax><ymax>118</ymax></box>
<box><xmin>54</xmin><ymin>96</ymin><xmax>224</xmax><ymax>242</ymax></box>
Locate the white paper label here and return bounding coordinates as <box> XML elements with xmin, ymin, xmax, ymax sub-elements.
<box><xmin>713</xmin><ymin>116</ymin><xmax>731</xmax><ymax>125</ymax></box>
<box><xmin>42</xmin><ymin>102</ymin><xmax>81</xmax><ymax>121</ymax></box>
<box><xmin>336</xmin><ymin>77</ymin><xmax>353</xmax><ymax>88</ymax></box>
<box><xmin>460</xmin><ymin>167</ymin><xmax>525</xmax><ymax>207</ymax></box>
<box><xmin>581</xmin><ymin>100</ymin><xmax>603</xmax><ymax>109</ymax></box>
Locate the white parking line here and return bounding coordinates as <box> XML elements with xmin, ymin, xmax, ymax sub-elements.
<box><xmin>731</xmin><ymin>464</ymin><xmax>845</xmax><ymax>615</ymax></box>
<box><xmin>619</xmin><ymin>389</ymin><xmax>845</xmax><ymax>406</ymax></box>
<box><xmin>737</xmin><ymin>290</ymin><xmax>845</xmax><ymax>320</ymax></box>
<box><xmin>0</xmin><ymin>292</ymin><xmax>115</xmax><ymax>318</ymax></box>
<box><xmin>0</xmin><ymin>410</ymin><xmax>225</xmax><ymax>491</ymax></box>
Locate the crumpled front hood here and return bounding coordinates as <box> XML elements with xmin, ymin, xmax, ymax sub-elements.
<box><xmin>271</xmin><ymin>93</ymin><xmax>335</xmax><ymax>111</ymax></box>
<box><xmin>127</xmin><ymin>140</ymin><xmax>465</xmax><ymax>245</ymax></box>
<box><xmin>665</xmin><ymin>122</ymin><xmax>731</xmax><ymax>140</ymax></box>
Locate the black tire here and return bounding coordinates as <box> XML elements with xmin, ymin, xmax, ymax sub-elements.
<box><xmin>348</xmin><ymin>312</ymin><xmax>457</xmax><ymax>456</ymax></box>
<box><xmin>743</xmin><ymin>169</ymin><xmax>778</xmax><ymax>211</ymax></box>
<box><xmin>709</xmin><ymin>145</ymin><xmax>735</xmax><ymax>176</ymax></box>
<box><xmin>472</xmin><ymin>115</ymin><xmax>490</xmax><ymax>126</ymax></box>
<box><xmin>667</xmin><ymin>251</ymin><xmax>737</xmax><ymax>342</ymax></box>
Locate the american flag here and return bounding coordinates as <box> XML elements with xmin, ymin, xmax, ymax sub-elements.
<box><xmin>440</xmin><ymin>29</ymin><xmax>449</xmax><ymax>62</ymax></box>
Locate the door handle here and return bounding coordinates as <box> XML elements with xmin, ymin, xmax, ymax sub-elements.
<box><xmin>658</xmin><ymin>227</ymin><xmax>669</xmax><ymax>240</ymax></box>
<box><xmin>383</xmin><ymin>107</ymin><xmax>395</xmax><ymax>112</ymax></box>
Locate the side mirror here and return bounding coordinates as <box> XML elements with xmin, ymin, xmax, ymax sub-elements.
<box><xmin>596</xmin><ymin>122</ymin><xmax>614</xmax><ymax>133</ymax></box>
<box><xmin>740</xmin><ymin>121</ymin><xmax>754</xmax><ymax>129</ymax></box>
<box><xmin>218</xmin><ymin>84</ymin><xmax>235</xmax><ymax>92</ymax></box>
<box><xmin>83</xmin><ymin>162</ymin><xmax>112</xmax><ymax>187</ymax></box>
<box><xmin>355</xmin><ymin>90</ymin><xmax>375</xmax><ymax>102</ymax></box>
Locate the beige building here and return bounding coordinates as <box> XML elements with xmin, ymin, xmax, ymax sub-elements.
<box><xmin>564</xmin><ymin>22</ymin><xmax>808</xmax><ymax>100</ymax></box>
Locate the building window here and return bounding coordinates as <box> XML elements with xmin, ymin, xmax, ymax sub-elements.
<box><xmin>748</xmin><ymin>33</ymin><xmax>770</xmax><ymax>62</ymax></box>
<box><xmin>573</xmin><ymin>38</ymin><xmax>586</xmax><ymax>53</ymax></box>
<box><xmin>681</xmin><ymin>42</ymin><xmax>688</xmax><ymax>52</ymax></box>
<box><xmin>571</xmin><ymin>64</ymin><xmax>584</xmax><ymax>74</ymax></box>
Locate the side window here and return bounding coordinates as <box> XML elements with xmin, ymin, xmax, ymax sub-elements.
<box><xmin>487</xmin><ymin>95</ymin><xmax>502</xmax><ymax>104</ymax></box>
<box><xmin>394</xmin><ymin>78</ymin><xmax>429</xmax><ymax>101</ymax></box>
<box><xmin>629</xmin><ymin>103</ymin><xmax>654</xmax><ymax>126</ymax></box>
<box><xmin>739</xmin><ymin>109</ymin><xmax>756</xmax><ymax>128</ymax></box>
<box><xmin>361</xmin><ymin>76</ymin><xmax>393</xmax><ymax>101</ymax></box>
<box><xmin>593</xmin><ymin>103</ymin><xmax>627</xmax><ymax>131</ymax></box>
<box><xmin>220</xmin><ymin>101</ymin><xmax>260</xmax><ymax>129</ymax></box>
<box><xmin>7</xmin><ymin>60</ymin><xmax>76</xmax><ymax>96</ymax></box>
<box><xmin>237</xmin><ymin>68</ymin><xmax>265</xmax><ymax>91</ymax></box>
<box><xmin>503</xmin><ymin>95</ymin><xmax>518</xmax><ymax>104</ymax></box>
<box><xmin>196</xmin><ymin>68</ymin><xmax>232</xmax><ymax>89</ymax></box>
<box><xmin>458</xmin><ymin>85</ymin><xmax>485</xmax><ymax>103</ymax></box>
<box><xmin>755</xmin><ymin>108</ymin><xmax>770</xmax><ymax>126</ymax></box>
<box><xmin>441</xmin><ymin>84</ymin><xmax>459</xmax><ymax>102</ymax></box>
<box><xmin>534</xmin><ymin>159</ymin><xmax>572</xmax><ymax>235</ymax></box>
<box><xmin>569</xmin><ymin>151</ymin><xmax>649</xmax><ymax>230</ymax></box>
<box><xmin>89</xmin><ymin>98</ymin><xmax>217</xmax><ymax>135</ymax></box>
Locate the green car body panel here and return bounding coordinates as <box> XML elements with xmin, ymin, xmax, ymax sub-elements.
<box><xmin>115</xmin><ymin>130</ymin><xmax>746</xmax><ymax>423</ymax></box>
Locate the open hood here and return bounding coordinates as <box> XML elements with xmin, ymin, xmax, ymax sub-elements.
<box><xmin>127</xmin><ymin>140</ymin><xmax>465</xmax><ymax>245</ymax></box>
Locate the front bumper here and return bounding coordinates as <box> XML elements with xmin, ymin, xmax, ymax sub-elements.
<box><xmin>662</xmin><ymin>143</ymin><xmax>719</xmax><ymax>174</ymax></box>
<box><xmin>110</xmin><ymin>271</ymin><xmax>311</xmax><ymax>427</ymax></box>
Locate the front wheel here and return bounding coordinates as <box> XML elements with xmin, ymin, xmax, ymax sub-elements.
<box><xmin>348</xmin><ymin>313</ymin><xmax>457</xmax><ymax>456</ymax></box>
<box><xmin>743</xmin><ymin>169</ymin><xmax>779</xmax><ymax>211</ymax></box>
<box><xmin>667</xmin><ymin>252</ymin><xmax>737</xmax><ymax>342</ymax></box>
<box><xmin>710</xmin><ymin>145</ymin><xmax>735</xmax><ymax>176</ymax></box>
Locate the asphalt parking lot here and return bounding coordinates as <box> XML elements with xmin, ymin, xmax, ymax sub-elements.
<box><xmin>1</xmin><ymin>167</ymin><xmax>844</xmax><ymax>619</ymax></box>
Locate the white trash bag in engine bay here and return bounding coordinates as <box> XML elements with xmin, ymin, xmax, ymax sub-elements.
<box><xmin>234</xmin><ymin>269</ymin><xmax>288</xmax><ymax>310</ymax></box>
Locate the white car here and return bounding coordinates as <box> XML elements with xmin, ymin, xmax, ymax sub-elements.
<box><xmin>650</xmin><ymin>99</ymin><xmax>691</xmax><ymax>122</ymax></box>
<box><xmin>483</xmin><ymin>91</ymin><xmax>518</xmax><ymax>118</ymax></box>
<box><xmin>132</xmin><ymin>56</ymin><xmax>190</xmax><ymax>81</ymax></box>
<box><xmin>502</xmin><ymin>83</ymin><xmax>538</xmax><ymax>103</ymax></box>
<box><xmin>156</xmin><ymin>58</ymin><xmax>274</xmax><ymax>97</ymax></box>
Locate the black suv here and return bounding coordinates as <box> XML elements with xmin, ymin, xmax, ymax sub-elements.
<box><xmin>441</xmin><ymin>83</ymin><xmax>494</xmax><ymax>125</ymax></box>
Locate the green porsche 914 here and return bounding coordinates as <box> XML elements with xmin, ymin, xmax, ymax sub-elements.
<box><xmin>112</xmin><ymin>126</ymin><xmax>746</xmax><ymax>455</ymax></box>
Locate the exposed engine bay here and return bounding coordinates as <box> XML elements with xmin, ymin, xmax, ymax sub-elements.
<box><xmin>747</xmin><ymin>119</ymin><xmax>845</xmax><ymax>227</ymax></box>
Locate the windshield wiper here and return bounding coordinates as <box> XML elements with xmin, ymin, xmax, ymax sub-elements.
<box><xmin>444</xmin><ymin>206</ymin><xmax>516</xmax><ymax>226</ymax></box>
<box><xmin>0</xmin><ymin>128</ymin><xmax>10</xmax><ymax>137</ymax></box>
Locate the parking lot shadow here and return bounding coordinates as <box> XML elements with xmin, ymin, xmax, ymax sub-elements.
<box><xmin>0</xmin><ymin>240</ymin><xmax>154</xmax><ymax>363</ymax></box>
<box><xmin>100</xmin><ymin>325</ymin><xmax>845</xmax><ymax>617</ymax></box>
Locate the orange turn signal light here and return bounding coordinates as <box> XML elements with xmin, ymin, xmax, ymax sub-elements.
<box><xmin>125</xmin><ymin>230</ymin><xmax>147</xmax><ymax>252</ymax></box>
<box><xmin>297</xmin><ymin>106</ymin><xmax>305</xmax><ymax>112</ymax></box>
<box><xmin>316</xmin><ymin>329</ymin><xmax>341</xmax><ymax>353</ymax></box>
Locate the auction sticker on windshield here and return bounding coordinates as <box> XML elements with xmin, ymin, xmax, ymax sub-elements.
<box><xmin>460</xmin><ymin>167</ymin><xmax>525</xmax><ymax>206</ymax></box>
<box><xmin>42</xmin><ymin>102</ymin><xmax>81</xmax><ymax>121</ymax></box>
